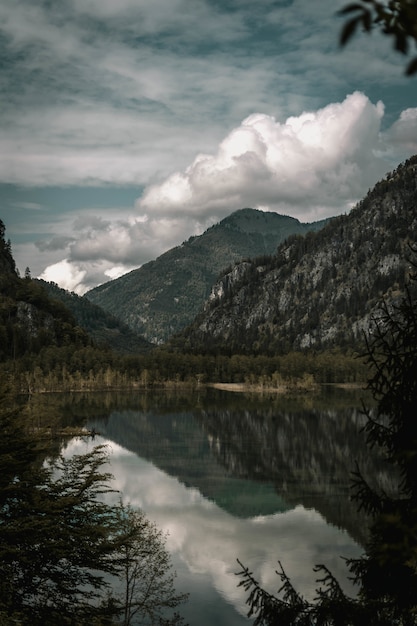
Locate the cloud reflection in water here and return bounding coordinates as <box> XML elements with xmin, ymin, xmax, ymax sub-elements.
<box><xmin>66</xmin><ymin>435</ymin><xmax>362</xmax><ymax>623</ymax></box>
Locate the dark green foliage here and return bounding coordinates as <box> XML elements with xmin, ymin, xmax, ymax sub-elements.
<box><xmin>0</xmin><ymin>381</ymin><xmax>187</xmax><ymax>625</ymax></box>
<box><xmin>0</xmin><ymin>219</ymin><xmax>16</xmax><ymax>276</ymax></box>
<box><xmin>347</xmin><ymin>281</ymin><xmax>417</xmax><ymax>624</ymax></box>
<box><xmin>0</xmin><ymin>219</ymin><xmax>99</xmax><ymax>364</ymax></box>
<box><xmin>37</xmin><ymin>279</ymin><xmax>152</xmax><ymax>354</ymax></box>
<box><xmin>0</xmin><ymin>384</ymin><xmax>116</xmax><ymax>624</ymax></box>
<box><xmin>237</xmin><ymin>268</ymin><xmax>417</xmax><ymax>624</ymax></box>
<box><xmin>339</xmin><ymin>0</ymin><xmax>417</xmax><ymax>75</ymax></box>
<box><xmin>237</xmin><ymin>559</ymin><xmax>362</xmax><ymax>626</ymax></box>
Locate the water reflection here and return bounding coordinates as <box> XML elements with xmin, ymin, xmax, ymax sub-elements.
<box><xmin>67</xmin><ymin>434</ymin><xmax>362</xmax><ymax>625</ymax></box>
<box><xmin>53</xmin><ymin>387</ymin><xmax>390</xmax><ymax>625</ymax></box>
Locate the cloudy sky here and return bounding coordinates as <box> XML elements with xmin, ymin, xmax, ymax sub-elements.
<box><xmin>2</xmin><ymin>0</ymin><xmax>417</xmax><ymax>294</ymax></box>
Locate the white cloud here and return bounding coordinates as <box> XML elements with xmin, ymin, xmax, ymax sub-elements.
<box><xmin>37</xmin><ymin>211</ymin><xmax>213</xmax><ymax>293</ymax></box>
<box><xmin>0</xmin><ymin>0</ymin><xmax>408</xmax><ymax>190</ymax></box>
<box><xmin>34</xmin><ymin>94</ymin><xmax>417</xmax><ymax>295</ymax></box>
<box><xmin>68</xmin><ymin>214</ymin><xmax>201</xmax><ymax>266</ymax></box>
<box><xmin>104</xmin><ymin>265</ymin><xmax>132</xmax><ymax>281</ymax></box>
<box><xmin>138</xmin><ymin>92</ymin><xmax>389</xmax><ymax>222</ymax></box>
<box><xmin>39</xmin><ymin>259</ymin><xmax>87</xmax><ymax>293</ymax></box>
<box><xmin>384</xmin><ymin>108</ymin><xmax>417</xmax><ymax>154</ymax></box>
<box><xmin>3</xmin><ymin>0</ymin><xmax>415</xmax><ymax>293</ymax></box>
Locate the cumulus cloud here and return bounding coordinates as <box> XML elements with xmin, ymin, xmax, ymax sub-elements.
<box><xmin>4</xmin><ymin>2</ymin><xmax>414</xmax><ymax>295</ymax></box>
<box><xmin>0</xmin><ymin>0</ymin><xmax>409</xmax><ymax>191</ymax></box>
<box><xmin>68</xmin><ymin>214</ymin><xmax>199</xmax><ymax>266</ymax></box>
<box><xmin>34</xmin><ymin>93</ymin><xmax>417</xmax><ymax>295</ymax></box>
<box><xmin>36</xmin><ymin>236</ymin><xmax>75</xmax><ymax>252</ymax></box>
<box><xmin>36</xmin><ymin>211</ymin><xmax>211</xmax><ymax>293</ymax></box>
<box><xmin>384</xmin><ymin>108</ymin><xmax>417</xmax><ymax>154</ymax></box>
<box><xmin>138</xmin><ymin>92</ymin><xmax>391</xmax><ymax>222</ymax></box>
<box><xmin>39</xmin><ymin>259</ymin><xmax>87</xmax><ymax>293</ymax></box>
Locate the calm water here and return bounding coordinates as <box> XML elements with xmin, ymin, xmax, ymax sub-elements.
<box><xmin>58</xmin><ymin>386</ymin><xmax>384</xmax><ymax>625</ymax></box>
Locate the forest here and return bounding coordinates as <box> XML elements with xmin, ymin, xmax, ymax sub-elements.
<box><xmin>0</xmin><ymin>218</ymin><xmax>367</xmax><ymax>393</ymax></box>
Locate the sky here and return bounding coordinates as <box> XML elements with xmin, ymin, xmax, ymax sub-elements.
<box><xmin>1</xmin><ymin>0</ymin><xmax>417</xmax><ymax>294</ymax></box>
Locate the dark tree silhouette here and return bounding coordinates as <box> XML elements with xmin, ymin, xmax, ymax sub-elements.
<box><xmin>237</xmin><ymin>268</ymin><xmax>417</xmax><ymax>625</ymax></box>
<box><xmin>0</xmin><ymin>381</ymin><xmax>188</xmax><ymax>625</ymax></box>
<box><xmin>339</xmin><ymin>0</ymin><xmax>417</xmax><ymax>75</ymax></box>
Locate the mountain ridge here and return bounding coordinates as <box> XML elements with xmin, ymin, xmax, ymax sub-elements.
<box><xmin>176</xmin><ymin>156</ymin><xmax>417</xmax><ymax>355</ymax></box>
<box><xmin>37</xmin><ymin>279</ymin><xmax>152</xmax><ymax>354</ymax></box>
<box><xmin>86</xmin><ymin>208</ymin><xmax>328</xmax><ymax>344</ymax></box>
<box><xmin>0</xmin><ymin>219</ymin><xmax>92</xmax><ymax>362</ymax></box>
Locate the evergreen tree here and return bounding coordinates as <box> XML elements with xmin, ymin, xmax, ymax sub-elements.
<box><xmin>0</xmin><ymin>380</ymin><xmax>188</xmax><ymax>625</ymax></box>
<box><xmin>237</xmin><ymin>276</ymin><xmax>417</xmax><ymax>625</ymax></box>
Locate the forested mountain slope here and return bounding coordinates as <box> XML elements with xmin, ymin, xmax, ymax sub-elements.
<box><xmin>86</xmin><ymin>208</ymin><xmax>327</xmax><ymax>344</ymax></box>
<box><xmin>38</xmin><ymin>280</ymin><xmax>152</xmax><ymax>354</ymax></box>
<box><xmin>177</xmin><ymin>156</ymin><xmax>417</xmax><ymax>355</ymax></box>
<box><xmin>0</xmin><ymin>220</ymin><xmax>90</xmax><ymax>362</ymax></box>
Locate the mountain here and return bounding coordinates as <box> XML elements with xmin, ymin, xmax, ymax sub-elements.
<box><xmin>0</xmin><ymin>220</ymin><xmax>90</xmax><ymax>362</ymax></box>
<box><xmin>177</xmin><ymin>156</ymin><xmax>417</xmax><ymax>355</ymax></box>
<box><xmin>37</xmin><ymin>280</ymin><xmax>152</xmax><ymax>354</ymax></box>
<box><xmin>86</xmin><ymin>209</ymin><xmax>328</xmax><ymax>344</ymax></box>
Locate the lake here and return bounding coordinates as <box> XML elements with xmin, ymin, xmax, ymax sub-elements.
<box><xmin>58</xmin><ymin>386</ymin><xmax>384</xmax><ymax>625</ymax></box>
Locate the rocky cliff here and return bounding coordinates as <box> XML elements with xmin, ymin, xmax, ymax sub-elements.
<box><xmin>180</xmin><ymin>156</ymin><xmax>417</xmax><ymax>354</ymax></box>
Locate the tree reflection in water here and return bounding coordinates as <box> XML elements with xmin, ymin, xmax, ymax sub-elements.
<box><xmin>55</xmin><ymin>387</ymin><xmax>390</xmax><ymax>625</ymax></box>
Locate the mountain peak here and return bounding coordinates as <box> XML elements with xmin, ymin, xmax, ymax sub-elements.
<box><xmin>86</xmin><ymin>208</ymin><xmax>327</xmax><ymax>344</ymax></box>
<box><xmin>178</xmin><ymin>157</ymin><xmax>417</xmax><ymax>355</ymax></box>
<box><xmin>220</xmin><ymin>208</ymin><xmax>300</xmax><ymax>235</ymax></box>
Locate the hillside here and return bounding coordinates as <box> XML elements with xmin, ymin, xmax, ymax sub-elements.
<box><xmin>176</xmin><ymin>156</ymin><xmax>417</xmax><ymax>355</ymax></box>
<box><xmin>37</xmin><ymin>280</ymin><xmax>152</xmax><ymax>354</ymax></box>
<box><xmin>86</xmin><ymin>208</ymin><xmax>327</xmax><ymax>344</ymax></box>
<box><xmin>0</xmin><ymin>220</ymin><xmax>90</xmax><ymax>362</ymax></box>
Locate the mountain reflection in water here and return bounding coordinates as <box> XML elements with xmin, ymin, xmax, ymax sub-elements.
<box><xmin>61</xmin><ymin>387</ymin><xmax>388</xmax><ymax>625</ymax></box>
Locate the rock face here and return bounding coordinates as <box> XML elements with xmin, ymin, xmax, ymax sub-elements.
<box><xmin>180</xmin><ymin>156</ymin><xmax>417</xmax><ymax>354</ymax></box>
<box><xmin>85</xmin><ymin>209</ymin><xmax>327</xmax><ymax>344</ymax></box>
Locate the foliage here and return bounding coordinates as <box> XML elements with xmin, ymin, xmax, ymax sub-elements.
<box><xmin>0</xmin><ymin>381</ymin><xmax>188</xmax><ymax>625</ymax></box>
<box><xmin>0</xmin><ymin>389</ymin><xmax>115</xmax><ymax>624</ymax></box>
<box><xmin>348</xmin><ymin>283</ymin><xmax>417</xmax><ymax>623</ymax></box>
<box><xmin>1</xmin><ymin>341</ymin><xmax>368</xmax><ymax>395</ymax></box>
<box><xmin>111</xmin><ymin>504</ymin><xmax>188</xmax><ymax>626</ymax></box>
<box><xmin>339</xmin><ymin>0</ymin><xmax>417</xmax><ymax>75</ymax></box>
<box><xmin>3</xmin><ymin>217</ymin><xmax>364</xmax><ymax>390</ymax></box>
<box><xmin>237</xmin><ymin>277</ymin><xmax>417</xmax><ymax>624</ymax></box>
<box><xmin>37</xmin><ymin>279</ymin><xmax>151</xmax><ymax>354</ymax></box>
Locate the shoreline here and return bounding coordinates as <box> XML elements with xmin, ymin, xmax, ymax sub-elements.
<box><xmin>17</xmin><ymin>380</ymin><xmax>367</xmax><ymax>396</ymax></box>
<box><xmin>208</xmin><ymin>381</ymin><xmax>365</xmax><ymax>394</ymax></box>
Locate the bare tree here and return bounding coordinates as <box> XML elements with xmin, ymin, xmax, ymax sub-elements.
<box><xmin>112</xmin><ymin>503</ymin><xmax>188</xmax><ymax>626</ymax></box>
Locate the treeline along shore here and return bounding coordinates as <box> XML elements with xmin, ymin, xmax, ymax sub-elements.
<box><xmin>4</xmin><ymin>345</ymin><xmax>368</xmax><ymax>394</ymax></box>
